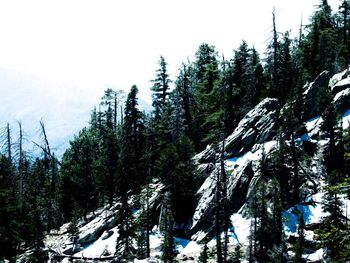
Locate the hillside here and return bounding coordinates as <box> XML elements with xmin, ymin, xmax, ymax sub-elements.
<box><xmin>28</xmin><ymin>69</ymin><xmax>350</xmax><ymax>263</ymax></box>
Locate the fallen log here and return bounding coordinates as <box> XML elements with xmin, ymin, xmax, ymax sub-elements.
<box><xmin>49</xmin><ymin>248</ymin><xmax>116</xmax><ymax>261</ymax></box>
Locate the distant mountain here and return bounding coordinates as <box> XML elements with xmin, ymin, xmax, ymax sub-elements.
<box><xmin>0</xmin><ymin>68</ymin><xmax>151</xmax><ymax>158</ymax></box>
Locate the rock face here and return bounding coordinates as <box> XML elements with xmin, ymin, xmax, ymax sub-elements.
<box><xmin>192</xmin><ymin>98</ymin><xmax>278</xmax><ymax>194</ymax></box>
<box><xmin>330</xmin><ymin>68</ymin><xmax>350</xmax><ymax>114</ymax></box>
<box><xmin>190</xmin><ymin>69</ymin><xmax>350</xmax><ymax>242</ymax></box>
<box><xmin>191</xmin><ymin>98</ymin><xmax>279</xmax><ymax>241</ymax></box>
<box><xmin>191</xmin><ymin>141</ymin><xmax>277</xmax><ymax>241</ymax></box>
<box><xmin>302</xmin><ymin>71</ymin><xmax>330</xmax><ymax>120</ymax></box>
<box><xmin>329</xmin><ymin>67</ymin><xmax>350</xmax><ymax>94</ymax></box>
<box><xmin>195</xmin><ymin>98</ymin><xmax>278</xmax><ymax>165</ymax></box>
<box><xmin>224</xmin><ymin>98</ymin><xmax>279</xmax><ymax>156</ymax></box>
<box><xmin>334</xmin><ymin>88</ymin><xmax>350</xmax><ymax>114</ymax></box>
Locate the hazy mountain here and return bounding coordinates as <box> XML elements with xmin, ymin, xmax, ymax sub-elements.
<box><xmin>0</xmin><ymin>68</ymin><xmax>151</xmax><ymax>157</ymax></box>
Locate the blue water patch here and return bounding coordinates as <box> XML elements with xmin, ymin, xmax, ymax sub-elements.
<box><xmin>305</xmin><ymin>115</ymin><xmax>320</xmax><ymax>124</ymax></box>
<box><xmin>230</xmin><ymin>225</ymin><xmax>240</xmax><ymax>243</ymax></box>
<box><xmin>175</xmin><ymin>237</ymin><xmax>190</xmax><ymax>249</ymax></box>
<box><xmin>227</xmin><ymin>152</ymin><xmax>248</xmax><ymax>163</ymax></box>
<box><xmin>83</xmin><ymin>241</ymin><xmax>95</xmax><ymax>249</ymax></box>
<box><xmin>131</xmin><ymin>208</ymin><xmax>139</xmax><ymax>215</ymax></box>
<box><xmin>300</xmin><ymin>133</ymin><xmax>311</xmax><ymax>141</ymax></box>
<box><xmin>228</xmin><ymin>157</ymin><xmax>239</xmax><ymax>162</ymax></box>
<box><xmin>283</xmin><ymin>205</ymin><xmax>313</xmax><ymax>233</ymax></box>
<box><xmin>343</xmin><ymin>108</ymin><xmax>350</xmax><ymax>117</ymax></box>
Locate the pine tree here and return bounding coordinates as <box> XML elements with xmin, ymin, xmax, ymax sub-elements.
<box><xmin>67</xmin><ymin>215</ymin><xmax>80</xmax><ymax>248</ymax></box>
<box><xmin>293</xmin><ymin>208</ymin><xmax>306</xmax><ymax>263</ymax></box>
<box><xmin>25</xmin><ymin>158</ymin><xmax>49</xmax><ymax>262</ymax></box>
<box><xmin>198</xmin><ymin>242</ymin><xmax>209</xmax><ymax>263</ymax></box>
<box><xmin>338</xmin><ymin>0</ymin><xmax>350</xmax><ymax>67</ymax></box>
<box><xmin>300</xmin><ymin>0</ymin><xmax>337</xmax><ymax>79</ymax></box>
<box><xmin>160</xmin><ymin>192</ymin><xmax>176</xmax><ymax>263</ymax></box>
<box><xmin>174</xmin><ymin>63</ymin><xmax>196</xmax><ymax>142</ymax></box>
<box><xmin>101</xmin><ymin>88</ymin><xmax>125</xmax><ymax>131</ymax></box>
<box><xmin>119</xmin><ymin>85</ymin><xmax>144</xmax><ymax>194</ymax></box>
<box><xmin>151</xmin><ymin>56</ymin><xmax>171</xmax><ymax>120</ymax></box>
<box><xmin>192</xmin><ymin>43</ymin><xmax>220</xmax><ymax>148</ymax></box>
<box><xmin>0</xmin><ymin>154</ymin><xmax>21</xmax><ymax>261</ymax></box>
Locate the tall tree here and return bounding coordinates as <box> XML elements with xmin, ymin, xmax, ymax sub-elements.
<box><xmin>151</xmin><ymin>56</ymin><xmax>171</xmax><ymax>120</ymax></box>
<box><xmin>192</xmin><ymin>43</ymin><xmax>220</xmax><ymax>148</ymax></box>
<box><xmin>119</xmin><ymin>85</ymin><xmax>144</xmax><ymax>194</ymax></box>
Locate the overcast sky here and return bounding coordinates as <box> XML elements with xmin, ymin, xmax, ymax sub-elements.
<box><xmin>0</xmin><ymin>0</ymin><xmax>339</xmax><ymax>103</ymax></box>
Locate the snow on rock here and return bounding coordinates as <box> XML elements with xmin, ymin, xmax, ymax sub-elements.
<box><xmin>191</xmin><ymin>141</ymin><xmax>276</xmax><ymax>241</ymax></box>
<box><xmin>330</xmin><ymin>67</ymin><xmax>350</xmax><ymax>87</ymax></box>
<box><xmin>330</xmin><ymin>67</ymin><xmax>350</xmax><ymax>92</ymax></box>
<box><xmin>304</xmin><ymin>248</ymin><xmax>325</xmax><ymax>261</ymax></box>
<box><xmin>331</xmin><ymin>74</ymin><xmax>350</xmax><ymax>94</ymax></box>
<box><xmin>74</xmin><ymin>226</ymin><xmax>118</xmax><ymax>258</ymax></box>
<box><xmin>334</xmin><ymin>88</ymin><xmax>350</xmax><ymax>114</ymax></box>
<box><xmin>230</xmin><ymin>211</ymin><xmax>251</xmax><ymax>245</ymax></box>
<box><xmin>179</xmin><ymin>241</ymin><xmax>202</xmax><ymax>257</ymax></box>
<box><xmin>45</xmin><ymin>203</ymin><xmax>120</xmax><ymax>258</ymax></box>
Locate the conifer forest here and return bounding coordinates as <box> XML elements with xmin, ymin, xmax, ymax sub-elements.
<box><xmin>1</xmin><ymin>1</ymin><xmax>350</xmax><ymax>262</ymax></box>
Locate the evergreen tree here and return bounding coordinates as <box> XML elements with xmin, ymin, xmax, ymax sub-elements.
<box><xmin>0</xmin><ymin>154</ymin><xmax>21</xmax><ymax>261</ymax></box>
<box><xmin>192</xmin><ymin>43</ymin><xmax>220</xmax><ymax>148</ymax></box>
<box><xmin>160</xmin><ymin>192</ymin><xmax>176</xmax><ymax>263</ymax></box>
<box><xmin>300</xmin><ymin>0</ymin><xmax>337</xmax><ymax>79</ymax></box>
<box><xmin>118</xmin><ymin>85</ymin><xmax>144</xmax><ymax>194</ymax></box>
<box><xmin>151</xmin><ymin>56</ymin><xmax>171</xmax><ymax>120</ymax></box>
<box><xmin>338</xmin><ymin>0</ymin><xmax>350</xmax><ymax>67</ymax></box>
<box><xmin>198</xmin><ymin>242</ymin><xmax>209</xmax><ymax>263</ymax></box>
<box><xmin>174</xmin><ymin>63</ymin><xmax>196</xmax><ymax>142</ymax></box>
<box><xmin>25</xmin><ymin>159</ymin><xmax>49</xmax><ymax>262</ymax></box>
<box><xmin>293</xmin><ymin>208</ymin><xmax>306</xmax><ymax>263</ymax></box>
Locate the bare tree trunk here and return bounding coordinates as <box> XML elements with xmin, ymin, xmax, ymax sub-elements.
<box><xmin>7</xmin><ymin>123</ymin><xmax>12</xmax><ymax>161</ymax></box>
<box><xmin>114</xmin><ymin>93</ymin><xmax>118</xmax><ymax>131</ymax></box>
<box><xmin>215</xmin><ymin>162</ymin><xmax>223</xmax><ymax>263</ymax></box>
<box><xmin>291</xmin><ymin>132</ymin><xmax>300</xmax><ymax>203</ymax></box>
<box><xmin>40</xmin><ymin>121</ymin><xmax>57</xmax><ymax>231</ymax></box>
<box><xmin>146</xmin><ymin>172</ymin><xmax>151</xmax><ymax>258</ymax></box>
<box><xmin>18</xmin><ymin>122</ymin><xmax>24</xmax><ymax>215</ymax></box>
<box><xmin>120</xmin><ymin>105</ymin><xmax>124</xmax><ymax>126</ymax></box>
<box><xmin>221</xmin><ymin>132</ymin><xmax>228</xmax><ymax>263</ymax></box>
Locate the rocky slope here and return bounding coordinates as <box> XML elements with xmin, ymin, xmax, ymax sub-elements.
<box><xmin>30</xmin><ymin>68</ymin><xmax>350</xmax><ymax>262</ymax></box>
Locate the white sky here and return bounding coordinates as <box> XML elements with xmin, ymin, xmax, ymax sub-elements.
<box><xmin>0</xmin><ymin>0</ymin><xmax>339</xmax><ymax>103</ymax></box>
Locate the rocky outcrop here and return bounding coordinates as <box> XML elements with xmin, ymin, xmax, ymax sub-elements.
<box><xmin>302</xmin><ymin>71</ymin><xmax>330</xmax><ymax>120</ymax></box>
<box><xmin>334</xmin><ymin>88</ymin><xmax>350</xmax><ymax>114</ymax></box>
<box><xmin>192</xmin><ymin>98</ymin><xmax>279</xmax><ymax>228</ymax></box>
<box><xmin>329</xmin><ymin>67</ymin><xmax>350</xmax><ymax>94</ymax></box>
<box><xmin>224</xmin><ymin>98</ymin><xmax>278</xmax><ymax>156</ymax></box>
<box><xmin>191</xmin><ymin>142</ymin><xmax>276</xmax><ymax>241</ymax></box>
<box><xmin>191</xmin><ymin>98</ymin><xmax>280</xmax><ymax>241</ymax></box>
<box><xmin>328</xmin><ymin>68</ymin><xmax>350</xmax><ymax>114</ymax></box>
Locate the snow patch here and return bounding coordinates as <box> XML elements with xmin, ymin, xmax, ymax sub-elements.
<box><xmin>230</xmin><ymin>213</ymin><xmax>251</xmax><ymax>245</ymax></box>
<box><xmin>304</xmin><ymin>248</ymin><xmax>324</xmax><ymax>261</ymax></box>
<box><xmin>74</xmin><ymin>226</ymin><xmax>118</xmax><ymax>258</ymax></box>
